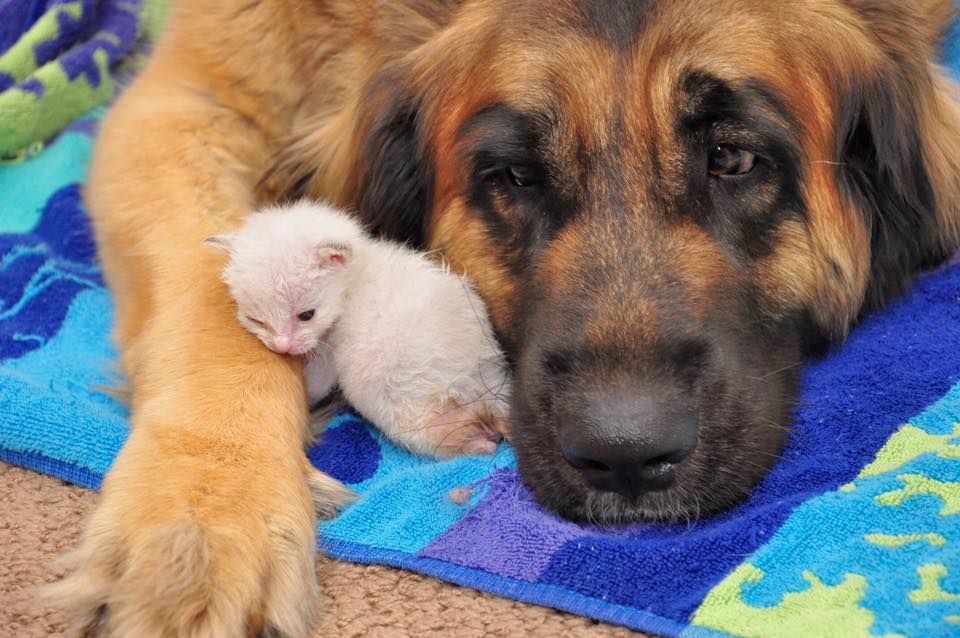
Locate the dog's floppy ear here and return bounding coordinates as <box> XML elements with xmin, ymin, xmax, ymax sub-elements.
<box><xmin>346</xmin><ymin>65</ymin><xmax>433</xmax><ymax>248</ymax></box>
<box><xmin>837</xmin><ymin>0</ymin><xmax>959</xmax><ymax>315</ymax></box>
<box><xmin>846</xmin><ymin>0</ymin><xmax>955</xmax><ymax>51</ymax></box>
<box><xmin>258</xmin><ymin>65</ymin><xmax>433</xmax><ymax>249</ymax></box>
<box><xmin>256</xmin><ymin>3</ymin><xmax>459</xmax><ymax>239</ymax></box>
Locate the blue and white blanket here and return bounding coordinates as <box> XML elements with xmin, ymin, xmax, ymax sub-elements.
<box><xmin>2</xmin><ymin>3</ymin><xmax>960</xmax><ymax>636</ymax></box>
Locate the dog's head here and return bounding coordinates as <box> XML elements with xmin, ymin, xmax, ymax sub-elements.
<box><xmin>272</xmin><ymin>0</ymin><xmax>960</xmax><ymax>522</ymax></box>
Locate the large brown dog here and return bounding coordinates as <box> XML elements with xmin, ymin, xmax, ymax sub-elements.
<box><xmin>57</xmin><ymin>0</ymin><xmax>960</xmax><ymax>635</ymax></box>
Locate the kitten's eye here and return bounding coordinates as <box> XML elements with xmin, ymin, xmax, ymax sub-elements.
<box><xmin>298</xmin><ymin>309</ymin><xmax>315</xmax><ymax>321</ymax></box>
<box><xmin>708</xmin><ymin>144</ymin><xmax>757</xmax><ymax>177</ymax></box>
<box><xmin>246</xmin><ymin>315</ymin><xmax>266</xmax><ymax>327</ymax></box>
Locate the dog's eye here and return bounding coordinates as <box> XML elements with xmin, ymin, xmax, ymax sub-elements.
<box><xmin>505</xmin><ymin>165</ymin><xmax>538</xmax><ymax>188</ymax></box>
<box><xmin>708</xmin><ymin>144</ymin><xmax>756</xmax><ymax>177</ymax></box>
<box><xmin>298</xmin><ymin>309</ymin><xmax>315</xmax><ymax>321</ymax></box>
<box><xmin>246</xmin><ymin>315</ymin><xmax>266</xmax><ymax>327</ymax></box>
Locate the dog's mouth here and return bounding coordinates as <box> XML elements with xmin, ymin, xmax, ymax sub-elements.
<box><xmin>513</xmin><ymin>429</ymin><xmax>780</xmax><ymax>525</ymax></box>
<box><xmin>508</xmin><ymin>342</ymin><xmax>802</xmax><ymax>524</ymax></box>
<box><xmin>512</xmin><ymin>414</ymin><xmax>791</xmax><ymax>524</ymax></box>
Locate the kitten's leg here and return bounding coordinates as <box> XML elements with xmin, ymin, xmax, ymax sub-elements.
<box><xmin>339</xmin><ymin>353</ymin><xmax>512</xmax><ymax>459</ymax></box>
<box><xmin>418</xmin><ymin>395</ymin><xmax>511</xmax><ymax>458</ymax></box>
<box><xmin>375</xmin><ymin>392</ymin><xmax>511</xmax><ymax>459</ymax></box>
<box><xmin>399</xmin><ymin>360</ymin><xmax>513</xmax><ymax>458</ymax></box>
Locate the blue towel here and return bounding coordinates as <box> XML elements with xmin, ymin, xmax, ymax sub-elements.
<box><xmin>2</xmin><ymin>8</ymin><xmax>960</xmax><ymax>638</ymax></box>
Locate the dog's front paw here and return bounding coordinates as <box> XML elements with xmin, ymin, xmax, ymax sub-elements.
<box><xmin>50</xmin><ymin>441</ymin><xmax>322</xmax><ymax>637</ymax></box>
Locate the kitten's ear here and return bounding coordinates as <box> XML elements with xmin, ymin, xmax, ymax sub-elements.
<box><xmin>316</xmin><ymin>242</ymin><xmax>351</xmax><ymax>268</ymax></box>
<box><xmin>203</xmin><ymin>235</ymin><xmax>234</xmax><ymax>256</ymax></box>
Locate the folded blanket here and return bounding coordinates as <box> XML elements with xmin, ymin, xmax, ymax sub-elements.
<box><xmin>2</xmin><ymin>4</ymin><xmax>960</xmax><ymax>637</ymax></box>
<box><xmin>0</xmin><ymin>0</ymin><xmax>168</xmax><ymax>160</ymax></box>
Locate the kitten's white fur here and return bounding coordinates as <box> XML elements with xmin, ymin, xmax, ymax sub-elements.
<box><xmin>208</xmin><ymin>201</ymin><xmax>511</xmax><ymax>458</ymax></box>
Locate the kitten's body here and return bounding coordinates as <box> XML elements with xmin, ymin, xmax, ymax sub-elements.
<box><xmin>210</xmin><ymin>202</ymin><xmax>510</xmax><ymax>458</ymax></box>
<box><xmin>331</xmin><ymin>233</ymin><xmax>510</xmax><ymax>456</ymax></box>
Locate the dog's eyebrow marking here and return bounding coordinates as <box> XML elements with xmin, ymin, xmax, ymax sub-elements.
<box><xmin>457</xmin><ymin>104</ymin><xmax>554</xmax><ymax>165</ymax></box>
<box><xmin>678</xmin><ymin>71</ymin><xmax>798</xmax><ymax>137</ymax></box>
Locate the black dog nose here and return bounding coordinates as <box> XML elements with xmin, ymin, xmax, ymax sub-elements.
<box><xmin>559</xmin><ymin>393</ymin><xmax>698</xmax><ymax>498</ymax></box>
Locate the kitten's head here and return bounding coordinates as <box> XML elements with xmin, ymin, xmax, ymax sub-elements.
<box><xmin>206</xmin><ymin>205</ymin><xmax>361</xmax><ymax>355</ymax></box>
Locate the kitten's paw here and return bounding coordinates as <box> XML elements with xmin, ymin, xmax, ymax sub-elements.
<box><xmin>423</xmin><ymin>398</ymin><xmax>511</xmax><ymax>458</ymax></box>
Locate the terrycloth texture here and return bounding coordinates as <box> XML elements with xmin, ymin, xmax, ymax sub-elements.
<box><xmin>3</xmin><ymin>9</ymin><xmax>960</xmax><ymax>638</ymax></box>
<box><xmin>0</xmin><ymin>0</ymin><xmax>168</xmax><ymax>160</ymax></box>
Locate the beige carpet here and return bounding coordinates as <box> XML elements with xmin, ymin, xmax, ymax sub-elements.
<box><xmin>0</xmin><ymin>462</ymin><xmax>641</xmax><ymax>637</ymax></box>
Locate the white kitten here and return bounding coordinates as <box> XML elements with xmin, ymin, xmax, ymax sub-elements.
<box><xmin>204</xmin><ymin>206</ymin><xmax>363</xmax><ymax>357</ymax></box>
<box><xmin>207</xmin><ymin>201</ymin><xmax>511</xmax><ymax>458</ymax></box>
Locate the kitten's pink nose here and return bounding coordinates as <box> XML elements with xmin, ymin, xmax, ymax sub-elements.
<box><xmin>273</xmin><ymin>335</ymin><xmax>292</xmax><ymax>354</ymax></box>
